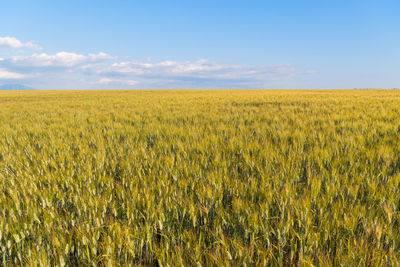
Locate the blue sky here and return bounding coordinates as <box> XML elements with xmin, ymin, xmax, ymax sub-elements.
<box><xmin>0</xmin><ymin>0</ymin><xmax>399</xmax><ymax>89</ymax></box>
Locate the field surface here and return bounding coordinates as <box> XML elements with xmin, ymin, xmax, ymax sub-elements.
<box><xmin>1</xmin><ymin>90</ymin><xmax>400</xmax><ymax>266</ymax></box>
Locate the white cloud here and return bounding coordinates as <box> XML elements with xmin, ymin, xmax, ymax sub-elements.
<box><xmin>0</xmin><ymin>68</ymin><xmax>26</xmax><ymax>79</ymax></box>
<box><xmin>0</xmin><ymin>36</ymin><xmax>41</xmax><ymax>49</ymax></box>
<box><xmin>96</xmin><ymin>78</ymin><xmax>139</xmax><ymax>86</ymax></box>
<box><xmin>10</xmin><ymin>52</ymin><xmax>114</xmax><ymax>67</ymax></box>
<box><xmin>108</xmin><ymin>62</ymin><xmax>147</xmax><ymax>74</ymax></box>
<box><xmin>0</xmin><ymin>37</ymin><xmax>314</xmax><ymax>88</ymax></box>
<box><xmin>103</xmin><ymin>59</ymin><xmax>301</xmax><ymax>81</ymax></box>
<box><xmin>108</xmin><ymin>60</ymin><xmax>225</xmax><ymax>75</ymax></box>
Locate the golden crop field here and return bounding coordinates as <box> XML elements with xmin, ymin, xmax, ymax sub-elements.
<box><xmin>1</xmin><ymin>90</ymin><xmax>400</xmax><ymax>266</ymax></box>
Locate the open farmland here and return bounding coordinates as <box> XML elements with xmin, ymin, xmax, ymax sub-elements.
<box><xmin>1</xmin><ymin>90</ymin><xmax>400</xmax><ymax>265</ymax></box>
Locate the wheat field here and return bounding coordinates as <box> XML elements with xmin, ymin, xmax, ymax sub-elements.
<box><xmin>1</xmin><ymin>90</ymin><xmax>400</xmax><ymax>266</ymax></box>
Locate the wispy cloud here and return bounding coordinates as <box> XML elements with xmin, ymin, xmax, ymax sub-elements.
<box><xmin>98</xmin><ymin>59</ymin><xmax>306</xmax><ymax>81</ymax></box>
<box><xmin>95</xmin><ymin>78</ymin><xmax>139</xmax><ymax>86</ymax></box>
<box><xmin>0</xmin><ymin>68</ymin><xmax>26</xmax><ymax>79</ymax></box>
<box><xmin>9</xmin><ymin>52</ymin><xmax>114</xmax><ymax>67</ymax></box>
<box><xmin>0</xmin><ymin>38</ymin><xmax>315</xmax><ymax>89</ymax></box>
<box><xmin>0</xmin><ymin>36</ymin><xmax>41</xmax><ymax>49</ymax></box>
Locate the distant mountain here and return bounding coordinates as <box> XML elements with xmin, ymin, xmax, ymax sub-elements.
<box><xmin>0</xmin><ymin>84</ymin><xmax>35</xmax><ymax>90</ymax></box>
